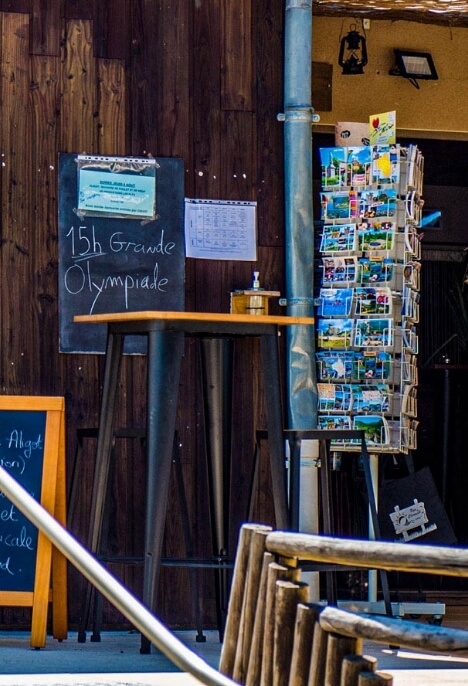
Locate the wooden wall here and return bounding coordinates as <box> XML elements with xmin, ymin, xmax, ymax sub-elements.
<box><xmin>312</xmin><ymin>16</ymin><xmax>468</xmax><ymax>136</ymax></box>
<box><xmin>0</xmin><ymin>2</ymin><xmax>285</xmax><ymax>629</ymax></box>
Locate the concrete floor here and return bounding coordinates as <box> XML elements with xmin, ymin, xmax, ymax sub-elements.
<box><xmin>2</xmin><ymin>628</ymin><xmax>468</xmax><ymax>685</ymax></box>
<box><xmin>0</xmin><ymin>629</ymin><xmax>220</xmax><ymax>685</ymax></box>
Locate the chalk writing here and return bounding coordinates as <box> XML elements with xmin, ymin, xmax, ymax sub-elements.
<box><xmin>0</xmin><ymin>558</ymin><xmax>14</xmax><ymax>575</ymax></box>
<box><xmin>0</xmin><ymin>527</ymin><xmax>34</xmax><ymax>550</ymax></box>
<box><xmin>64</xmin><ymin>260</ymin><xmax>169</xmax><ymax>312</ymax></box>
<box><xmin>7</xmin><ymin>430</ymin><xmax>43</xmax><ymax>458</ymax></box>
<box><xmin>0</xmin><ymin>503</ymin><xmax>18</xmax><ymax>522</ymax></box>
<box><xmin>58</xmin><ymin>154</ymin><xmax>185</xmax><ymax>353</ymax></box>
<box><xmin>0</xmin><ymin>411</ymin><xmax>46</xmax><ymax>590</ymax></box>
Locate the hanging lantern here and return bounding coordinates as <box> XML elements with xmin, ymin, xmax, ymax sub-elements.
<box><xmin>338</xmin><ymin>25</ymin><xmax>368</xmax><ymax>75</ymax></box>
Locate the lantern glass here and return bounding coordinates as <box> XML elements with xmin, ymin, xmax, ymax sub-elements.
<box><xmin>338</xmin><ymin>28</ymin><xmax>368</xmax><ymax>75</ymax></box>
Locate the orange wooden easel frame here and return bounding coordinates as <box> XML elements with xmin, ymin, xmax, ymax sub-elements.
<box><xmin>0</xmin><ymin>396</ymin><xmax>67</xmax><ymax>648</ymax></box>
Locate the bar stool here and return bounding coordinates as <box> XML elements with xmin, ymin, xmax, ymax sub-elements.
<box><xmin>69</xmin><ymin>428</ymin><xmax>206</xmax><ymax>643</ymax></box>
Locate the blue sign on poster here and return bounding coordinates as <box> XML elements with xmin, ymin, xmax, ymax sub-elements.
<box><xmin>78</xmin><ymin>168</ymin><xmax>156</xmax><ymax>218</ymax></box>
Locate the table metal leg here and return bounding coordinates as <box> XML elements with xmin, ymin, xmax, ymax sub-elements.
<box><xmin>90</xmin><ymin>332</ymin><xmax>125</xmax><ymax>552</ymax></box>
<box><xmin>141</xmin><ymin>329</ymin><xmax>184</xmax><ymax>653</ymax></box>
<box><xmin>172</xmin><ymin>432</ymin><xmax>206</xmax><ymax>643</ymax></box>
<box><xmin>260</xmin><ymin>333</ymin><xmax>288</xmax><ymax>530</ymax></box>
<box><xmin>200</xmin><ymin>337</ymin><xmax>233</xmax><ymax>639</ymax></box>
<box><xmin>200</xmin><ymin>338</ymin><xmax>233</xmax><ymax>562</ymax></box>
<box><xmin>78</xmin><ymin>331</ymin><xmax>124</xmax><ymax>643</ymax></box>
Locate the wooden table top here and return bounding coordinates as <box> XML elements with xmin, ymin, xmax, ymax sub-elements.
<box><xmin>74</xmin><ymin>311</ymin><xmax>315</xmax><ymax>326</ymax></box>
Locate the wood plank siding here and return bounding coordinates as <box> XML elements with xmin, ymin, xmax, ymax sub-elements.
<box><xmin>0</xmin><ymin>1</ymin><xmax>285</xmax><ymax>629</ymax></box>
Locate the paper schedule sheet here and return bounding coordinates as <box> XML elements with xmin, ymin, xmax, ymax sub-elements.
<box><xmin>184</xmin><ymin>198</ymin><xmax>257</xmax><ymax>261</ymax></box>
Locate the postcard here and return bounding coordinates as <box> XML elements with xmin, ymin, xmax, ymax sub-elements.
<box><xmin>401</xmin><ymin>384</ymin><xmax>418</xmax><ymax>417</ymax></box>
<box><xmin>357</xmin><ymin>220</ymin><xmax>395</xmax><ymax>252</ymax></box>
<box><xmin>318</xmin><ymin>383</ymin><xmax>353</xmax><ymax>412</ymax></box>
<box><xmin>406</xmin><ymin>190</ymin><xmax>424</xmax><ymax>222</ymax></box>
<box><xmin>401</xmin><ymin>321</ymin><xmax>418</xmax><ymax>353</ymax></box>
<box><xmin>347</xmin><ymin>146</ymin><xmax>372</xmax><ymax>187</ymax></box>
<box><xmin>353</xmin><ymin>351</ymin><xmax>392</xmax><ymax>380</ymax></box>
<box><xmin>405</xmin><ymin>226</ymin><xmax>422</xmax><ymax>259</ymax></box>
<box><xmin>403</xmin><ymin>261</ymin><xmax>421</xmax><ymax>289</ymax></box>
<box><xmin>359</xmin><ymin>189</ymin><xmax>397</xmax><ymax>219</ymax></box>
<box><xmin>401</xmin><ymin>286</ymin><xmax>420</xmax><ymax>322</ymax></box>
<box><xmin>353</xmin><ymin>415</ymin><xmax>389</xmax><ymax>445</ymax></box>
<box><xmin>358</xmin><ymin>257</ymin><xmax>394</xmax><ymax>284</ymax></box>
<box><xmin>318</xmin><ymin>288</ymin><xmax>353</xmax><ymax>317</ymax></box>
<box><xmin>354</xmin><ymin>318</ymin><xmax>393</xmax><ymax>348</ymax></box>
<box><xmin>371</xmin><ymin>144</ymin><xmax>400</xmax><ymax>185</ymax></box>
<box><xmin>320</xmin><ymin>191</ymin><xmax>352</xmax><ymax>220</ymax></box>
<box><xmin>401</xmin><ymin>417</ymin><xmax>419</xmax><ymax>449</ymax></box>
<box><xmin>369</xmin><ymin>111</ymin><xmax>396</xmax><ymax>146</ymax></box>
<box><xmin>354</xmin><ymin>287</ymin><xmax>392</xmax><ymax>316</ymax></box>
<box><xmin>401</xmin><ymin>352</ymin><xmax>418</xmax><ymax>384</ymax></box>
<box><xmin>318</xmin><ymin>414</ymin><xmax>352</xmax><ymax>433</ymax></box>
<box><xmin>320</xmin><ymin>223</ymin><xmax>356</xmax><ymax>253</ymax></box>
<box><xmin>335</xmin><ymin>122</ymin><xmax>370</xmax><ymax>147</ymax></box>
<box><xmin>322</xmin><ymin>256</ymin><xmax>358</xmax><ymax>284</ymax></box>
<box><xmin>400</xmin><ymin>144</ymin><xmax>424</xmax><ymax>191</ymax></box>
<box><xmin>320</xmin><ymin>147</ymin><xmax>348</xmax><ymax>189</ymax></box>
<box><xmin>316</xmin><ymin>351</ymin><xmax>355</xmax><ymax>380</ymax></box>
<box><xmin>317</xmin><ymin>318</ymin><xmax>354</xmax><ymax>349</ymax></box>
<box><xmin>351</xmin><ymin>383</ymin><xmax>390</xmax><ymax>413</ymax></box>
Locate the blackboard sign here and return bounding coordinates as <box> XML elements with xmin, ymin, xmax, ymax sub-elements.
<box><xmin>0</xmin><ymin>410</ymin><xmax>46</xmax><ymax>591</ymax></box>
<box><xmin>0</xmin><ymin>396</ymin><xmax>67</xmax><ymax>648</ymax></box>
<box><xmin>58</xmin><ymin>153</ymin><xmax>185</xmax><ymax>353</ymax></box>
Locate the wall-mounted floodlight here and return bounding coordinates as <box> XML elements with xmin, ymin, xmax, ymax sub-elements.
<box><xmin>390</xmin><ymin>49</ymin><xmax>438</xmax><ymax>88</ymax></box>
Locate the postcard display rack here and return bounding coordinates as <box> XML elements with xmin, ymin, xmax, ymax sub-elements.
<box><xmin>317</xmin><ymin>143</ymin><xmax>421</xmax><ymax>454</ymax></box>
<box><xmin>316</xmin><ymin>144</ymin><xmax>444</xmax><ymax>621</ymax></box>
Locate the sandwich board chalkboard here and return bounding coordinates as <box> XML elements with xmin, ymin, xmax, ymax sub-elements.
<box><xmin>58</xmin><ymin>153</ymin><xmax>185</xmax><ymax>354</ymax></box>
<box><xmin>0</xmin><ymin>396</ymin><xmax>67</xmax><ymax>648</ymax></box>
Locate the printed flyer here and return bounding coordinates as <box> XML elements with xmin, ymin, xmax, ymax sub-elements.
<box><xmin>369</xmin><ymin>111</ymin><xmax>396</xmax><ymax>146</ymax></box>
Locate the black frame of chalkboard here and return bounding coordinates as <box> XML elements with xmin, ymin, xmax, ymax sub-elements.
<box><xmin>58</xmin><ymin>153</ymin><xmax>186</xmax><ymax>353</ymax></box>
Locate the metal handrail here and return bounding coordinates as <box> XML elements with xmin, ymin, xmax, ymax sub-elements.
<box><xmin>0</xmin><ymin>466</ymin><xmax>235</xmax><ymax>686</ymax></box>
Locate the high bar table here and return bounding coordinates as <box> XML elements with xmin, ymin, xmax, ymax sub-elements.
<box><xmin>74</xmin><ymin>310</ymin><xmax>315</xmax><ymax>651</ymax></box>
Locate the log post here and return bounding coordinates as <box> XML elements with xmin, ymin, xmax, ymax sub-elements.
<box><xmin>273</xmin><ymin>581</ymin><xmax>310</xmax><ymax>686</ymax></box>
<box><xmin>246</xmin><ymin>551</ymin><xmax>275</xmax><ymax>686</ymax></box>
<box><xmin>308</xmin><ymin>619</ymin><xmax>329</xmax><ymax>686</ymax></box>
<box><xmin>260</xmin><ymin>562</ymin><xmax>301</xmax><ymax>686</ymax></box>
<box><xmin>358</xmin><ymin>672</ymin><xmax>393</xmax><ymax>685</ymax></box>
<box><xmin>219</xmin><ymin>523</ymin><xmax>271</xmax><ymax>677</ymax></box>
<box><xmin>325</xmin><ymin>634</ymin><xmax>360</xmax><ymax>686</ymax></box>
<box><xmin>340</xmin><ymin>654</ymin><xmax>377</xmax><ymax>686</ymax></box>
<box><xmin>288</xmin><ymin>603</ymin><xmax>323</xmax><ymax>686</ymax></box>
<box><xmin>233</xmin><ymin>527</ymin><xmax>272</xmax><ymax>683</ymax></box>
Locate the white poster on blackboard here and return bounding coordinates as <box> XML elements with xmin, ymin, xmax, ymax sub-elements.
<box><xmin>77</xmin><ymin>155</ymin><xmax>157</xmax><ymax>219</ymax></box>
<box><xmin>184</xmin><ymin>198</ymin><xmax>257</xmax><ymax>261</ymax></box>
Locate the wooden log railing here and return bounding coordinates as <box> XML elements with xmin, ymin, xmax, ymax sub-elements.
<box><xmin>219</xmin><ymin>524</ymin><xmax>468</xmax><ymax>686</ymax></box>
<box><xmin>265</xmin><ymin>531</ymin><xmax>468</xmax><ymax>578</ymax></box>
